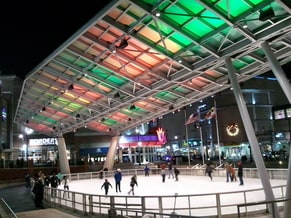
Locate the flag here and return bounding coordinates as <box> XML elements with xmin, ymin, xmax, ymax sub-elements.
<box><xmin>204</xmin><ymin>107</ymin><xmax>216</xmax><ymax>120</ymax></box>
<box><xmin>185</xmin><ymin>112</ymin><xmax>199</xmax><ymax>125</ymax></box>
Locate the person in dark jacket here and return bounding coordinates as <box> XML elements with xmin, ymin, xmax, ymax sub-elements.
<box><xmin>144</xmin><ymin>165</ymin><xmax>150</xmax><ymax>176</ymax></box>
<box><xmin>114</xmin><ymin>169</ymin><xmax>122</xmax><ymax>193</ymax></box>
<box><xmin>50</xmin><ymin>173</ymin><xmax>58</xmax><ymax>197</ymax></box>
<box><xmin>174</xmin><ymin>167</ymin><xmax>180</xmax><ymax>181</ymax></box>
<box><xmin>128</xmin><ymin>175</ymin><xmax>138</xmax><ymax>195</ymax></box>
<box><xmin>25</xmin><ymin>173</ymin><xmax>31</xmax><ymax>189</ymax></box>
<box><xmin>205</xmin><ymin>163</ymin><xmax>215</xmax><ymax>181</ymax></box>
<box><xmin>101</xmin><ymin>179</ymin><xmax>112</xmax><ymax>195</ymax></box>
<box><xmin>32</xmin><ymin>175</ymin><xmax>44</xmax><ymax>208</ymax></box>
<box><xmin>237</xmin><ymin>161</ymin><xmax>244</xmax><ymax>185</ymax></box>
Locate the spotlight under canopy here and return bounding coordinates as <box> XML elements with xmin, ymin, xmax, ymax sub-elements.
<box><xmin>129</xmin><ymin>105</ymin><xmax>136</xmax><ymax>110</ymax></box>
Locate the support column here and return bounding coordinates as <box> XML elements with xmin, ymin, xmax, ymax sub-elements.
<box><xmin>225</xmin><ymin>57</ymin><xmax>280</xmax><ymax>217</ymax></box>
<box><xmin>142</xmin><ymin>147</ymin><xmax>146</xmax><ymax>163</ymax></box>
<box><xmin>118</xmin><ymin>147</ymin><xmax>123</xmax><ymax>163</ymax></box>
<box><xmin>128</xmin><ymin>146</ymin><xmax>132</xmax><ymax>163</ymax></box>
<box><xmin>103</xmin><ymin>136</ymin><xmax>120</xmax><ymax>170</ymax></box>
<box><xmin>56</xmin><ymin>136</ymin><xmax>70</xmax><ymax>175</ymax></box>
<box><xmin>260</xmin><ymin>41</ymin><xmax>291</xmax><ymax>218</ymax></box>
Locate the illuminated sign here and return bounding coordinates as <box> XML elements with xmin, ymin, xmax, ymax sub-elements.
<box><xmin>274</xmin><ymin>109</ymin><xmax>285</xmax><ymax>120</ymax></box>
<box><xmin>29</xmin><ymin>138</ymin><xmax>58</xmax><ymax>146</ymax></box>
<box><xmin>1</xmin><ymin>107</ymin><xmax>7</xmax><ymax>121</ymax></box>
<box><xmin>156</xmin><ymin>127</ymin><xmax>166</xmax><ymax>143</ymax></box>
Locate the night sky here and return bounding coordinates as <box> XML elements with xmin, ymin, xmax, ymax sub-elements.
<box><xmin>0</xmin><ymin>1</ymin><xmax>109</xmax><ymax>79</ymax></box>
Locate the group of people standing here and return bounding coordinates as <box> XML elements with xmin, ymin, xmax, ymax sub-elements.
<box><xmin>27</xmin><ymin>170</ymin><xmax>70</xmax><ymax>208</ymax></box>
<box><xmin>224</xmin><ymin>161</ymin><xmax>244</xmax><ymax>185</ymax></box>
<box><xmin>204</xmin><ymin>161</ymin><xmax>244</xmax><ymax>185</ymax></box>
<box><xmin>160</xmin><ymin>162</ymin><xmax>180</xmax><ymax>182</ymax></box>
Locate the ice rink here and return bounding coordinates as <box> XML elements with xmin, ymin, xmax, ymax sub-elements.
<box><xmin>64</xmin><ymin>173</ymin><xmax>287</xmax><ymax>217</ymax></box>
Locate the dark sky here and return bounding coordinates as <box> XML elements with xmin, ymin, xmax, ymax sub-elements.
<box><xmin>0</xmin><ymin>1</ymin><xmax>109</xmax><ymax>79</ymax></box>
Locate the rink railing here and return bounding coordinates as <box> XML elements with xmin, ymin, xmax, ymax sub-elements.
<box><xmin>43</xmin><ymin>167</ymin><xmax>287</xmax><ymax>217</ymax></box>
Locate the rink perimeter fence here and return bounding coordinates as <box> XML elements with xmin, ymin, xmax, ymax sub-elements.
<box><xmin>43</xmin><ymin>167</ymin><xmax>288</xmax><ymax>218</ymax></box>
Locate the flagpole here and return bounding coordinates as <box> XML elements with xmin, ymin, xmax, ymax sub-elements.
<box><xmin>184</xmin><ymin>109</ymin><xmax>191</xmax><ymax>167</ymax></box>
<box><xmin>198</xmin><ymin>108</ymin><xmax>205</xmax><ymax>165</ymax></box>
<box><xmin>214</xmin><ymin>99</ymin><xmax>222</xmax><ymax>165</ymax></box>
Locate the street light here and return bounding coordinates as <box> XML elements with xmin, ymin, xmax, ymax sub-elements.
<box><xmin>19</xmin><ymin>134</ymin><xmax>28</xmax><ymax>167</ymax></box>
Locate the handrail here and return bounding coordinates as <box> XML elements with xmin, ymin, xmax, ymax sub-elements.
<box><xmin>237</xmin><ymin>198</ymin><xmax>291</xmax><ymax>218</ymax></box>
<box><xmin>0</xmin><ymin>197</ymin><xmax>17</xmax><ymax>218</ymax></box>
<box><xmin>43</xmin><ymin>167</ymin><xmax>288</xmax><ymax>217</ymax></box>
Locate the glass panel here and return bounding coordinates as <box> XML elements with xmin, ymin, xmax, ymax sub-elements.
<box><xmin>255</xmin><ymin>107</ymin><xmax>271</xmax><ymax>120</ymax></box>
<box><xmin>254</xmin><ymin>93</ymin><xmax>269</xmax><ymax>104</ymax></box>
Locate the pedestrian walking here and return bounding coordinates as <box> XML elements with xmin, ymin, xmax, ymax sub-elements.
<box><xmin>50</xmin><ymin>173</ymin><xmax>58</xmax><ymax>197</ymax></box>
<box><xmin>101</xmin><ymin>179</ymin><xmax>113</xmax><ymax>195</ymax></box>
<box><xmin>32</xmin><ymin>175</ymin><xmax>44</xmax><ymax>208</ymax></box>
<box><xmin>25</xmin><ymin>173</ymin><xmax>31</xmax><ymax>189</ymax></box>
<box><xmin>114</xmin><ymin>169</ymin><xmax>122</xmax><ymax>193</ymax></box>
<box><xmin>128</xmin><ymin>175</ymin><xmax>138</xmax><ymax>195</ymax></box>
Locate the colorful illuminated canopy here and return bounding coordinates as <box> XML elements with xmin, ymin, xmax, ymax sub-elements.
<box><xmin>14</xmin><ymin>0</ymin><xmax>291</xmax><ymax>136</ymax></box>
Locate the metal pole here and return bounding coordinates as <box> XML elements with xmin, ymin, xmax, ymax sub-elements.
<box><xmin>225</xmin><ymin>56</ymin><xmax>280</xmax><ymax>218</ymax></box>
<box><xmin>184</xmin><ymin>109</ymin><xmax>191</xmax><ymax>166</ymax></box>
<box><xmin>260</xmin><ymin>41</ymin><xmax>291</xmax><ymax>218</ymax></box>
<box><xmin>199</xmin><ymin>124</ymin><xmax>205</xmax><ymax>165</ymax></box>
<box><xmin>214</xmin><ymin>99</ymin><xmax>222</xmax><ymax>165</ymax></box>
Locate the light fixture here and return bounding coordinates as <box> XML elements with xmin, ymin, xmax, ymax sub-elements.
<box><xmin>112</xmin><ymin>46</ymin><xmax>117</xmax><ymax>53</ymax></box>
<box><xmin>113</xmin><ymin>92</ymin><xmax>121</xmax><ymax>98</ymax></box>
<box><xmin>259</xmin><ymin>7</ymin><xmax>275</xmax><ymax>21</ymax></box>
<box><xmin>155</xmin><ymin>11</ymin><xmax>161</xmax><ymax>17</ymax></box>
<box><xmin>242</xmin><ymin>21</ymin><xmax>248</xmax><ymax>29</ymax></box>
<box><xmin>68</xmin><ymin>84</ymin><xmax>74</xmax><ymax>90</ymax></box>
<box><xmin>119</xmin><ymin>39</ymin><xmax>128</xmax><ymax>49</ymax></box>
<box><xmin>130</xmin><ymin>104</ymin><xmax>136</xmax><ymax>110</ymax></box>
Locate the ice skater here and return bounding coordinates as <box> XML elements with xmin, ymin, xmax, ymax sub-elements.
<box><xmin>168</xmin><ymin>162</ymin><xmax>174</xmax><ymax>179</ymax></box>
<box><xmin>237</xmin><ymin>161</ymin><xmax>244</xmax><ymax>185</ymax></box>
<box><xmin>161</xmin><ymin>168</ymin><xmax>166</xmax><ymax>182</ymax></box>
<box><xmin>101</xmin><ymin>179</ymin><xmax>112</xmax><ymax>196</ymax></box>
<box><xmin>62</xmin><ymin>175</ymin><xmax>70</xmax><ymax>199</ymax></box>
<box><xmin>205</xmin><ymin>163</ymin><xmax>215</xmax><ymax>181</ymax></box>
<box><xmin>174</xmin><ymin>167</ymin><xmax>180</xmax><ymax>181</ymax></box>
<box><xmin>128</xmin><ymin>175</ymin><xmax>138</xmax><ymax>195</ymax></box>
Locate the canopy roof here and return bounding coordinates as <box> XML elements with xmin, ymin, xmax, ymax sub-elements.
<box><xmin>14</xmin><ymin>0</ymin><xmax>291</xmax><ymax>136</ymax></box>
